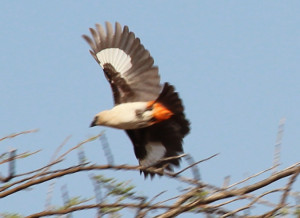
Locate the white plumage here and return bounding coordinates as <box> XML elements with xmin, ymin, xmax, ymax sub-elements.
<box><xmin>96</xmin><ymin>48</ymin><xmax>132</xmax><ymax>75</ymax></box>
<box><xmin>139</xmin><ymin>143</ymin><xmax>166</xmax><ymax>167</ymax></box>
<box><xmin>93</xmin><ymin>102</ymin><xmax>153</xmax><ymax>129</ymax></box>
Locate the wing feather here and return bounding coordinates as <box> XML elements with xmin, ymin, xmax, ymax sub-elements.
<box><xmin>118</xmin><ymin>26</ymin><xmax>129</xmax><ymax>50</ymax></box>
<box><xmin>89</xmin><ymin>28</ymin><xmax>100</xmax><ymax>50</ymax></box>
<box><xmin>83</xmin><ymin>22</ymin><xmax>161</xmax><ymax>104</ymax></box>
<box><xmin>123</xmin><ymin>32</ymin><xmax>135</xmax><ymax>54</ymax></box>
<box><xmin>82</xmin><ymin>35</ymin><xmax>96</xmax><ymax>53</ymax></box>
<box><xmin>128</xmin><ymin>38</ymin><xmax>141</xmax><ymax>57</ymax></box>
<box><xmin>112</xmin><ymin>22</ymin><xmax>122</xmax><ymax>47</ymax></box>
<box><xmin>95</xmin><ymin>24</ymin><xmax>106</xmax><ymax>49</ymax></box>
<box><xmin>105</xmin><ymin>21</ymin><xmax>113</xmax><ymax>48</ymax></box>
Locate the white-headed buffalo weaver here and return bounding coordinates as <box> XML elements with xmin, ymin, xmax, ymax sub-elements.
<box><xmin>83</xmin><ymin>22</ymin><xmax>190</xmax><ymax>177</ymax></box>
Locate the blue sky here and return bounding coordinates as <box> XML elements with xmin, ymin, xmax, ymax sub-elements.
<box><xmin>1</xmin><ymin>1</ymin><xmax>300</xmax><ymax>217</ymax></box>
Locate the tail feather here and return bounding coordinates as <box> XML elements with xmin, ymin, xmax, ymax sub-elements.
<box><xmin>156</xmin><ymin>83</ymin><xmax>184</xmax><ymax>114</ymax></box>
<box><xmin>155</xmin><ymin>83</ymin><xmax>190</xmax><ymax>136</ymax></box>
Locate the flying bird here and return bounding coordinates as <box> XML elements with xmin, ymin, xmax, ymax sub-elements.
<box><xmin>83</xmin><ymin>22</ymin><xmax>190</xmax><ymax>176</ymax></box>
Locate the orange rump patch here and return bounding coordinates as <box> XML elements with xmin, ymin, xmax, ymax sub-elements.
<box><xmin>152</xmin><ymin>102</ymin><xmax>174</xmax><ymax>122</ymax></box>
<box><xmin>146</xmin><ymin>100</ymin><xmax>155</xmax><ymax>108</ymax></box>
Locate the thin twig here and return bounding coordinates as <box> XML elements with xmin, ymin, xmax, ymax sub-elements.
<box><xmin>0</xmin><ymin>129</ymin><xmax>38</xmax><ymax>142</ymax></box>
<box><xmin>31</xmin><ymin>136</ymin><xmax>72</xmax><ymax>180</ymax></box>
<box><xmin>0</xmin><ymin>150</ymin><xmax>41</xmax><ymax>165</ymax></box>
<box><xmin>222</xmin><ymin>188</ymin><xmax>283</xmax><ymax>217</ymax></box>
<box><xmin>56</xmin><ymin>134</ymin><xmax>102</xmax><ymax>163</ymax></box>
<box><xmin>226</xmin><ymin>164</ymin><xmax>279</xmax><ymax>189</ymax></box>
<box><xmin>173</xmin><ymin>153</ymin><xmax>219</xmax><ymax>177</ymax></box>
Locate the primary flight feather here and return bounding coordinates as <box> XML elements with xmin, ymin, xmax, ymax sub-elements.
<box><xmin>83</xmin><ymin>22</ymin><xmax>190</xmax><ymax>176</ymax></box>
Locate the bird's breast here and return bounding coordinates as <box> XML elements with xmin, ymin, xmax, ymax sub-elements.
<box><xmin>104</xmin><ymin>102</ymin><xmax>153</xmax><ymax>129</ymax></box>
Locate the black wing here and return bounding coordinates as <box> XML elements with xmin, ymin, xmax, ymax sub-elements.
<box><xmin>126</xmin><ymin>83</ymin><xmax>190</xmax><ymax>177</ymax></box>
<box><xmin>83</xmin><ymin>22</ymin><xmax>161</xmax><ymax>105</ymax></box>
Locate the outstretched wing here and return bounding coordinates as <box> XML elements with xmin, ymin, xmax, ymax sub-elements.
<box><xmin>83</xmin><ymin>22</ymin><xmax>161</xmax><ymax>105</ymax></box>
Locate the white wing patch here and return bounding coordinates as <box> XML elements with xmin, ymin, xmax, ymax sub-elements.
<box><xmin>139</xmin><ymin>142</ymin><xmax>166</xmax><ymax>167</ymax></box>
<box><xmin>96</xmin><ymin>48</ymin><xmax>132</xmax><ymax>75</ymax></box>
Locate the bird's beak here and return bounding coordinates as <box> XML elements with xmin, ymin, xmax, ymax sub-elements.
<box><xmin>90</xmin><ymin>117</ymin><xmax>97</xmax><ymax>127</ymax></box>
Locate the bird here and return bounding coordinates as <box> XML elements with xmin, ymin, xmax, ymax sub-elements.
<box><xmin>83</xmin><ymin>22</ymin><xmax>190</xmax><ymax>176</ymax></box>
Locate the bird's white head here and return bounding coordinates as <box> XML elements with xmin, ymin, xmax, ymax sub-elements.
<box><xmin>90</xmin><ymin>111</ymin><xmax>109</xmax><ymax>127</ymax></box>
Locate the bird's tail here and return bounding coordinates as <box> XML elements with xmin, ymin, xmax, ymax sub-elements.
<box><xmin>155</xmin><ymin>82</ymin><xmax>190</xmax><ymax>136</ymax></box>
<box><xmin>155</xmin><ymin>83</ymin><xmax>184</xmax><ymax>113</ymax></box>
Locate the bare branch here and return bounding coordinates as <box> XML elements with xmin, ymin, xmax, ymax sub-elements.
<box><xmin>0</xmin><ymin>129</ymin><xmax>38</xmax><ymax>142</ymax></box>
<box><xmin>202</xmin><ymin>163</ymin><xmax>300</xmax><ymax>204</ymax></box>
<box><xmin>173</xmin><ymin>153</ymin><xmax>219</xmax><ymax>177</ymax></box>
<box><xmin>222</xmin><ymin>188</ymin><xmax>283</xmax><ymax>217</ymax></box>
<box><xmin>226</xmin><ymin>164</ymin><xmax>279</xmax><ymax>189</ymax></box>
<box><xmin>0</xmin><ymin>150</ymin><xmax>41</xmax><ymax>165</ymax></box>
<box><xmin>1</xmin><ymin>130</ymin><xmax>299</xmax><ymax>217</ymax></box>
